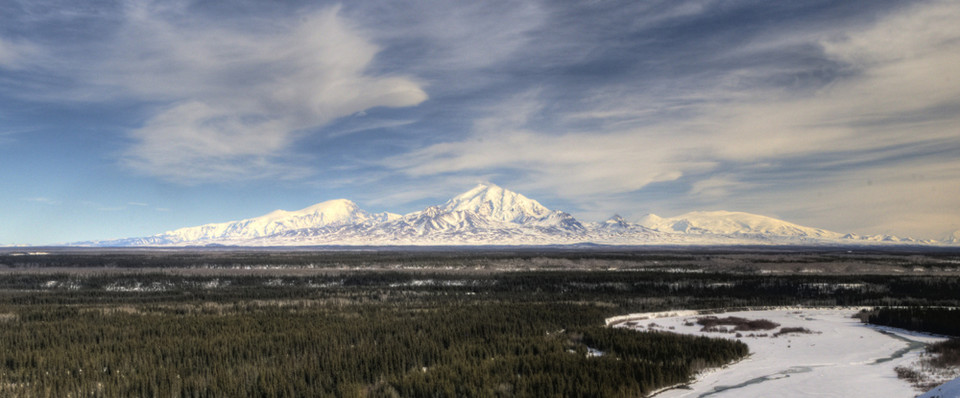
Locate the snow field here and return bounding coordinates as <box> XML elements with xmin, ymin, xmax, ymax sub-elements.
<box><xmin>610</xmin><ymin>308</ymin><xmax>948</xmax><ymax>397</ymax></box>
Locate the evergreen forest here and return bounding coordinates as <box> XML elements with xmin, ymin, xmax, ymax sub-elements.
<box><xmin>0</xmin><ymin>248</ymin><xmax>958</xmax><ymax>397</ymax></box>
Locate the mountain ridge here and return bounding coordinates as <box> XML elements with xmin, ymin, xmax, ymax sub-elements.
<box><xmin>637</xmin><ymin>210</ymin><xmax>844</xmax><ymax>239</ymax></box>
<box><xmin>80</xmin><ymin>183</ymin><xmax>950</xmax><ymax>247</ymax></box>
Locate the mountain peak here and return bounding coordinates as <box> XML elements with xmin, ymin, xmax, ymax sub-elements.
<box><xmin>944</xmin><ymin>230</ymin><xmax>960</xmax><ymax>244</ymax></box>
<box><xmin>638</xmin><ymin>210</ymin><xmax>842</xmax><ymax>238</ymax></box>
<box><xmin>442</xmin><ymin>183</ymin><xmax>554</xmax><ymax>224</ymax></box>
<box><xmin>83</xmin><ymin>184</ymin><xmax>928</xmax><ymax>247</ymax></box>
<box><xmin>638</xmin><ymin>213</ymin><xmax>662</xmax><ymax>225</ymax></box>
<box><xmin>600</xmin><ymin>214</ymin><xmax>629</xmax><ymax>229</ymax></box>
<box><xmin>297</xmin><ymin>198</ymin><xmax>360</xmax><ymax>215</ymax></box>
<box><xmin>453</xmin><ymin>183</ymin><xmax>512</xmax><ymax>203</ymax></box>
<box><xmin>147</xmin><ymin>198</ymin><xmax>384</xmax><ymax>243</ymax></box>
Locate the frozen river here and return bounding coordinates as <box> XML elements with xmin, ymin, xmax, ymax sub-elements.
<box><xmin>608</xmin><ymin>308</ymin><xmax>946</xmax><ymax>398</ymax></box>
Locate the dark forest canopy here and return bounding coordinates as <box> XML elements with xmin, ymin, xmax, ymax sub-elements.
<box><xmin>0</xmin><ymin>249</ymin><xmax>958</xmax><ymax>396</ymax></box>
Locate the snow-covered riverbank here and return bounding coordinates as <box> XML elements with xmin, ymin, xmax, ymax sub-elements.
<box><xmin>609</xmin><ymin>308</ymin><xmax>947</xmax><ymax>397</ymax></box>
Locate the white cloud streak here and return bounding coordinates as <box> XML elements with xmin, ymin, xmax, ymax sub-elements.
<box><xmin>381</xmin><ymin>92</ymin><xmax>715</xmax><ymax>206</ymax></box>
<box><xmin>3</xmin><ymin>2</ymin><xmax>427</xmax><ymax>183</ymax></box>
<box><xmin>23</xmin><ymin>197</ymin><xmax>59</xmax><ymax>205</ymax></box>
<box><xmin>357</xmin><ymin>1</ymin><xmax>545</xmax><ymax>73</ymax></box>
<box><xmin>111</xmin><ymin>4</ymin><xmax>428</xmax><ymax>183</ymax></box>
<box><xmin>382</xmin><ymin>1</ymin><xmax>960</xmax><ymax>238</ymax></box>
<box><xmin>3</xmin><ymin>1</ymin><xmax>958</xmax><ymax>239</ymax></box>
<box><xmin>0</xmin><ymin>37</ymin><xmax>42</xmax><ymax>70</ymax></box>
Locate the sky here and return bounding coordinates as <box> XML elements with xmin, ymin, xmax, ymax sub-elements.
<box><xmin>1</xmin><ymin>0</ymin><xmax>959</xmax><ymax>244</ymax></box>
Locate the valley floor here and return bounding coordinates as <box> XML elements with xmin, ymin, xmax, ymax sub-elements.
<box><xmin>610</xmin><ymin>308</ymin><xmax>949</xmax><ymax>398</ymax></box>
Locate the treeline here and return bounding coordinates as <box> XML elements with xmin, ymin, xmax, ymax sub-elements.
<box><xmin>2</xmin><ymin>248</ymin><xmax>954</xmax><ymax>270</ymax></box>
<box><xmin>0</xmin><ymin>302</ymin><xmax>745</xmax><ymax>397</ymax></box>
<box><xmin>5</xmin><ymin>271</ymin><xmax>960</xmax><ymax>309</ymax></box>
<box><xmin>0</xmin><ymin>249</ymin><xmax>680</xmax><ymax>269</ymax></box>
<box><xmin>579</xmin><ymin>326</ymin><xmax>748</xmax><ymax>372</ymax></box>
<box><xmin>861</xmin><ymin>307</ymin><xmax>960</xmax><ymax>336</ymax></box>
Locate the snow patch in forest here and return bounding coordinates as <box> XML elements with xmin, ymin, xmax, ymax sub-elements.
<box><xmin>104</xmin><ymin>282</ymin><xmax>172</xmax><ymax>292</ymax></box>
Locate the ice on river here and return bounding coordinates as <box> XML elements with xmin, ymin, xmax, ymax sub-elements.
<box><xmin>609</xmin><ymin>308</ymin><xmax>947</xmax><ymax>398</ymax></box>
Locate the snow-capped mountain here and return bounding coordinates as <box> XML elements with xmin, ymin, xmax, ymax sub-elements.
<box><xmin>83</xmin><ymin>183</ymin><xmax>947</xmax><ymax>247</ymax></box>
<box><xmin>841</xmin><ymin>233</ymin><xmax>931</xmax><ymax>244</ymax></box>
<box><xmin>943</xmin><ymin>230</ymin><xmax>960</xmax><ymax>244</ymax></box>
<box><xmin>440</xmin><ymin>184</ymin><xmax>584</xmax><ymax>231</ymax></box>
<box><xmin>268</xmin><ymin>184</ymin><xmax>590</xmax><ymax>245</ymax></box>
<box><xmin>637</xmin><ymin>211</ymin><xmax>844</xmax><ymax>239</ymax></box>
<box><xmin>96</xmin><ymin>199</ymin><xmax>399</xmax><ymax>246</ymax></box>
<box><xmin>598</xmin><ymin>215</ymin><xmax>630</xmax><ymax>230</ymax></box>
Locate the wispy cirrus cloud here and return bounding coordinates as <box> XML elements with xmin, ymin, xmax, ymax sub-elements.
<box><xmin>381</xmin><ymin>0</ymin><xmax>960</xmax><ymax>238</ymax></box>
<box><xmin>2</xmin><ymin>0</ymin><xmax>959</xmax><ymax>243</ymax></box>
<box><xmin>113</xmin><ymin>4</ymin><xmax>427</xmax><ymax>183</ymax></box>
<box><xmin>23</xmin><ymin>196</ymin><xmax>59</xmax><ymax>205</ymax></box>
<box><xmin>0</xmin><ymin>37</ymin><xmax>42</xmax><ymax>70</ymax></box>
<box><xmin>382</xmin><ymin>101</ymin><xmax>700</xmax><ymax>196</ymax></box>
<box><xmin>352</xmin><ymin>0</ymin><xmax>545</xmax><ymax>74</ymax></box>
<box><xmin>3</xmin><ymin>2</ymin><xmax>428</xmax><ymax>183</ymax></box>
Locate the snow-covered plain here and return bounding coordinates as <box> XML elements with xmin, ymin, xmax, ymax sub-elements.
<box><xmin>608</xmin><ymin>308</ymin><xmax>948</xmax><ymax>397</ymax></box>
<box><xmin>920</xmin><ymin>376</ymin><xmax>960</xmax><ymax>398</ymax></box>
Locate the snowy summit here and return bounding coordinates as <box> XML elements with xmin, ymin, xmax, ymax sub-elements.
<box><xmin>637</xmin><ymin>211</ymin><xmax>843</xmax><ymax>239</ymax></box>
<box><xmin>443</xmin><ymin>184</ymin><xmax>555</xmax><ymax>224</ymax></box>
<box><xmin>82</xmin><ymin>184</ymin><xmax>952</xmax><ymax>247</ymax></box>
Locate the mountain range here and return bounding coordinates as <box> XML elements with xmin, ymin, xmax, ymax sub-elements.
<box><xmin>83</xmin><ymin>183</ymin><xmax>952</xmax><ymax>247</ymax></box>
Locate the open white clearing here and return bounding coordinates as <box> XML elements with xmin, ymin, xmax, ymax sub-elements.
<box><xmin>920</xmin><ymin>376</ymin><xmax>960</xmax><ymax>398</ymax></box>
<box><xmin>609</xmin><ymin>308</ymin><xmax>947</xmax><ymax>398</ymax></box>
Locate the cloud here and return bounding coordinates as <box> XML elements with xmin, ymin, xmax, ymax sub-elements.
<box><xmin>0</xmin><ymin>37</ymin><xmax>42</xmax><ymax>70</ymax></box>
<box><xmin>23</xmin><ymin>197</ymin><xmax>58</xmax><ymax>205</ymax></box>
<box><xmin>358</xmin><ymin>174</ymin><xmax>503</xmax><ymax>210</ymax></box>
<box><xmin>380</xmin><ymin>1</ymin><xmax>960</xmax><ymax>238</ymax></box>
<box><xmin>734</xmin><ymin>157</ymin><xmax>960</xmax><ymax>238</ymax></box>
<box><xmin>81</xmin><ymin>201</ymin><xmax>126</xmax><ymax>212</ymax></box>
<box><xmin>3</xmin><ymin>1</ymin><xmax>958</xmax><ymax>239</ymax></box>
<box><xmin>689</xmin><ymin>177</ymin><xmax>745</xmax><ymax>199</ymax></box>
<box><xmin>381</xmin><ymin>92</ymin><xmax>713</xmax><ymax>202</ymax></box>
<box><xmin>108</xmin><ymin>4</ymin><xmax>427</xmax><ymax>182</ymax></box>
<box><xmin>353</xmin><ymin>1</ymin><xmax>545</xmax><ymax>73</ymax></box>
<box><xmin>324</xmin><ymin>118</ymin><xmax>417</xmax><ymax>138</ymax></box>
<box><xmin>1</xmin><ymin>2</ymin><xmax>427</xmax><ymax>183</ymax></box>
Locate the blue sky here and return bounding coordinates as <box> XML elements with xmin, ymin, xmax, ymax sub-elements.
<box><xmin>1</xmin><ymin>0</ymin><xmax>959</xmax><ymax>244</ymax></box>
